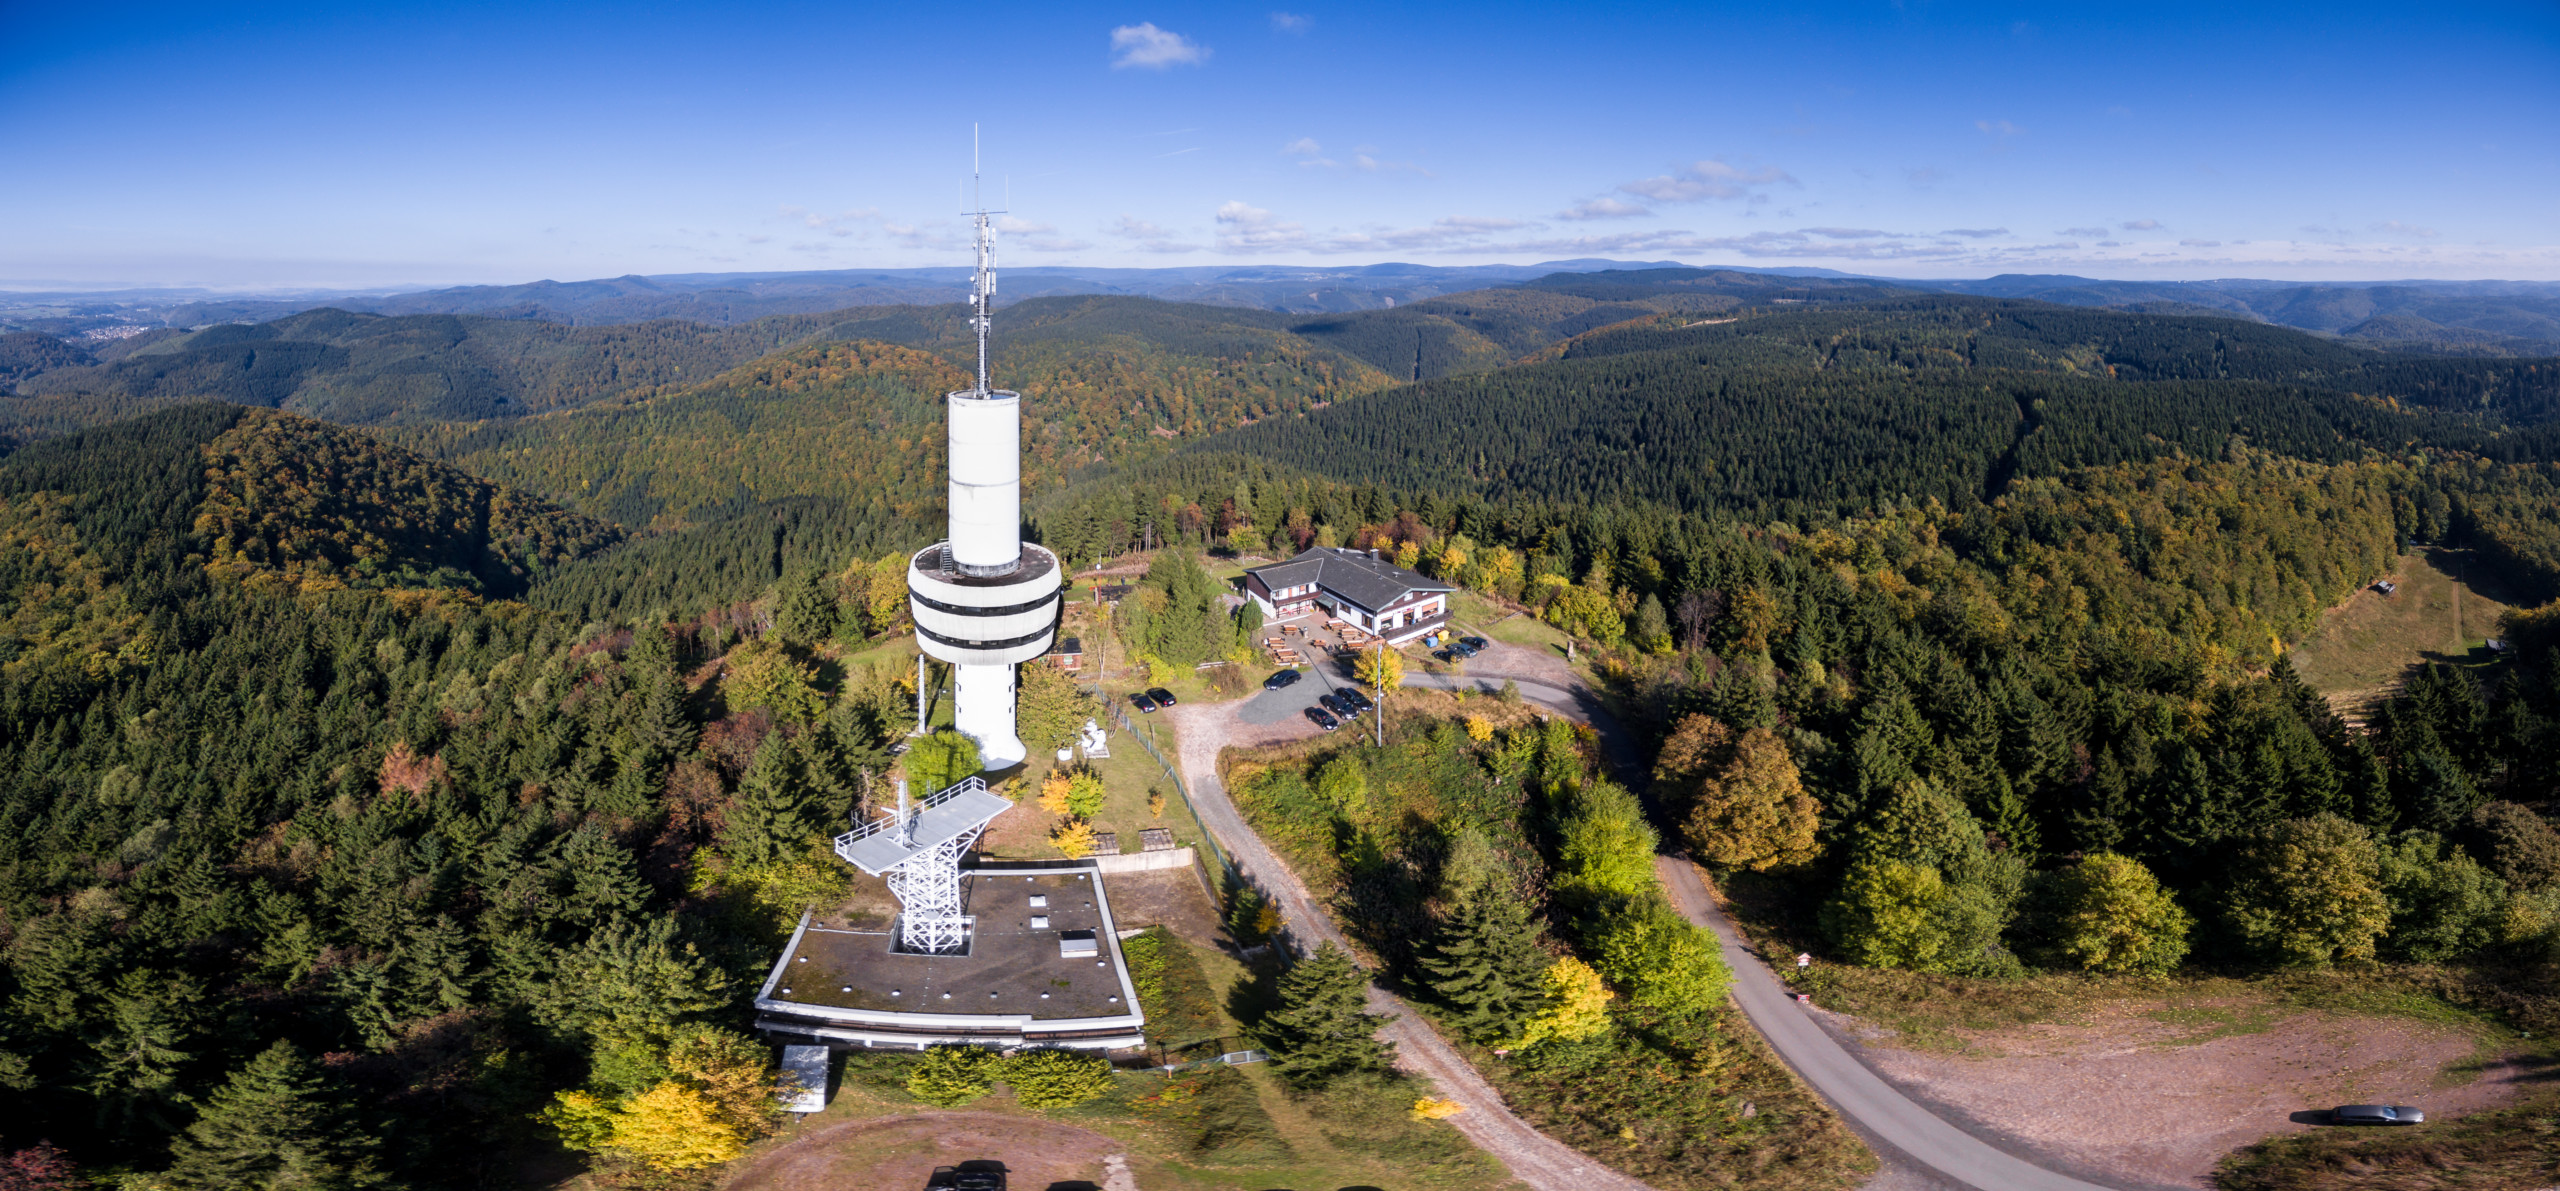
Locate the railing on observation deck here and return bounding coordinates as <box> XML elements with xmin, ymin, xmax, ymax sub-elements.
<box><xmin>833</xmin><ymin>775</ymin><xmax>986</xmax><ymax>858</ymax></box>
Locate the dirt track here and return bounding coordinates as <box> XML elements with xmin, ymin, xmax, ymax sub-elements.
<box><xmin>725</xmin><ymin>1111</ymin><xmax>1124</xmax><ymax>1191</ymax></box>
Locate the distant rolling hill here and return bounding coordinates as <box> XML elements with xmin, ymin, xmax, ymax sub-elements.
<box><xmin>1182</xmin><ymin>295</ymin><xmax>2560</xmax><ymax>520</ymax></box>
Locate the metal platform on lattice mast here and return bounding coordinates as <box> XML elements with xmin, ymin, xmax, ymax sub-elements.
<box><xmin>834</xmin><ymin>777</ymin><xmax>1011</xmax><ymax>954</ymax></box>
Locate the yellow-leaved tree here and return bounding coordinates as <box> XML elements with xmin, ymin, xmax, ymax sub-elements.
<box><xmin>540</xmin><ymin>1025</ymin><xmax>779</xmax><ymax>1172</ymax></box>
<box><xmin>608</xmin><ymin>1082</ymin><xmax>745</xmax><ymax>1171</ymax></box>
<box><xmin>1515</xmin><ymin>957</ymin><xmax>1613</xmax><ymax>1049</ymax></box>
<box><xmin>1353</xmin><ymin>647</ymin><xmax>1403</xmax><ymax>694</ymax></box>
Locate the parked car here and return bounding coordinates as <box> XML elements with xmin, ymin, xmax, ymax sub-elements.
<box><xmin>1459</xmin><ymin>635</ymin><xmax>1489</xmax><ymax>651</ymax></box>
<box><xmin>2332</xmin><ymin>1104</ymin><xmax>2424</xmax><ymax>1126</ymax></box>
<box><xmin>1146</xmin><ymin>687</ymin><xmax>1177</xmax><ymax>707</ymax></box>
<box><xmin>1335</xmin><ymin>686</ymin><xmax>1372</xmax><ymax>710</ymax></box>
<box><xmin>1130</xmin><ymin>691</ymin><xmax>1158</xmax><ymax>713</ymax></box>
<box><xmin>1449</xmin><ymin>641</ymin><xmax>1480</xmax><ymax>658</ymax></box>
<box><xmin>1432</xmin><ymin>649</ymin><xmax>1456</xmax><ymax>662</ymax></box>
<box><xmin>1319</xmin><ymin>693</ymin><xmax>1354</xmax><ymax>718</ymax></box>
<box><xmin>1305</xmin><ymin>706</ymin><xmax>1339</xmax><ymax>732</ymax></box>
<box><xmin>1263</xmin><ymin>668</ymin><xmax>1303</xmax><ymax>690</ymax></box>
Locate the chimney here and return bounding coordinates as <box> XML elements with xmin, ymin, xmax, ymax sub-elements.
<box><xmin>1369</xmin><ymin>547</ymin><xmax>1381</xmax><ymax>561</ymax></box>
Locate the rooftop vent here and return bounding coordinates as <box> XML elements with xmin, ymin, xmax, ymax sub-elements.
<box><xmin>1058</xmin><ymin>929</ymin><xmax>1100</xmax><ymax>958</ymax></box>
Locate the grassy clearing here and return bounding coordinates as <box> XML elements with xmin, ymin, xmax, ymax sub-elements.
<box><xmin>1454</xmin><ymin>590</ymin><xmax>1572</xmax><ymax>654</ymax></box>
<box><xmin>2288</xmin><ymin>547</ymin><xmax>2521</xmax><ymax>709</ymax></box>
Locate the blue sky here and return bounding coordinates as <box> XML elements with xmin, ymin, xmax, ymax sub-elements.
<box><xmin>3</xmin><ymin>1</ymin><xmax>2554</xmax><ymax>288</ymax></box>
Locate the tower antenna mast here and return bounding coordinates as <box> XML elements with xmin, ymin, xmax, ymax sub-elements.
<box><xmin>966</xmin><ymin>123</ymin><xmax>1005</xmax><ymax>396</ymax></box>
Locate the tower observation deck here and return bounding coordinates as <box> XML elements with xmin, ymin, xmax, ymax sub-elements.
<box><xmin>906</xmin><ymin>156</ymin><xmax>1061</xmax><ymax>770</ymax></box>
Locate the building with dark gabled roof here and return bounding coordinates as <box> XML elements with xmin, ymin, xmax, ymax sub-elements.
<box><xmin>1242</xmin><ymin>547</ymin><xmax>1455</xmax><ymax>645</ymax></box>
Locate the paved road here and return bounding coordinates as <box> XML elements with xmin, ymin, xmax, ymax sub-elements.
<box><xmin>1160</xmin><ymin>700</ymin><xmax>1657</xmax><ymax>1191</ymax></box>
<box><xmin>1657</xmin><ymin>858</ymin><xmax>2121</xmax><ymax>1191</ymax></box>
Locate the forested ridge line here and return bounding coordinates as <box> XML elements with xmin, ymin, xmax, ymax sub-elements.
<box><xmin>0</xmin><ymin>404</ymin><xmax>620</xmax><ymax>721</ymax></box>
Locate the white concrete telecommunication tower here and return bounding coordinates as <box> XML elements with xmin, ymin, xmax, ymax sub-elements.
<box><xmin>905</xmin><ymin>133</ymin><xmax>1062</xmax><ymax>771</ymax></box>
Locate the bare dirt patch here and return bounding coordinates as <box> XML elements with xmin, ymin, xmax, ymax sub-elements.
<box><xmin>1091</xmin><ymin>865</ymin><xmax>1224</xmax><ymax>945</ymax></box>
<box><xmin>1842</xmin><ymin>1000</ymin><xmax>2537</xmax><ymax>1190</ymax></box>
<box><xmin>724</xmin><ymin>1111</ymin><xmax>1121</xmax><ymax>1191</ymax></box>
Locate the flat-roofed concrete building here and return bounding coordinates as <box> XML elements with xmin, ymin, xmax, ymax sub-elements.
<box><xmin>1243</xmin><ymin>547</ymin><xmax>1455</xmax><ymax>645</ymax></box>
<box><xmin>751</xmin><ymin>864</ymin><xmax>1146</xmax><ymax>1052</ymax></box>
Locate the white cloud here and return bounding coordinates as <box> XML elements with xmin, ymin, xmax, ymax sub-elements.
<box><xmin>1803</xmin><ymin>227</ymin><xmax>1892</xmax><ymax>239</ymax></box>
<box><xmin>2060</xmin><ymin>226</ymin><xmax>2108</xmax><ymax>238</ymax></box>
<box><xmin>1617</xmin><ymin>160</ymin><xmax>1796</xmax><ymax>202</ymax></box>
<box><xmin>1976</xmin><ymin>119</ymin><xmax>2024</xmax><ymax>137</ymax></box>
<box><xmin>1215</xmin><ymin>201</ymin><xmax>1307</xmax><ymax>252</ymax></box>
<box><xmin>2179</xmin><ymin>238</ymin><xmax>2222</xmax><ymax>248</ymax></box>
<box><xmin>1110</xmin><ymin>23</ymin><xmax>1209</xmax><ymax>69</ymax></box>
<box><xmin>2120</xmin><ymin>219</ymin><xmax>2163</xmax><ymax>231</ymax></box>
<box><xmin>1941</xmin><ymin>228</ymin><xmax>2008</xmax><ymax>239</ymax></box>
<box><xmin>1282</xmin><ymin>137</ymin><xmax>1322</xmax><ymax>156</ymax></box>
<box><xmin>1906</xmin><ymin>167</ymin><xmax>1946</xmax><ymax>187</ymax></box>
<box><xmin>1559</xmin><ymin>197</ymin><xmax>1651</xmax><ymax>221</ymax></box>
<box><xmin>1270</xmin><ymin>11</ymin><xmax>1309</xmax><ymax>32</ymax></box>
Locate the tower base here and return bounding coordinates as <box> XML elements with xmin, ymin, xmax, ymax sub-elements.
<box><xmin>954</xmin><ymin>662</ymin><xmax>1027</xmax><ymax>770</ymax></box>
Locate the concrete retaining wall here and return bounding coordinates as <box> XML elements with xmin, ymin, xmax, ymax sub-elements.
<box><xmin>1093</xmin><ymin>845</ymin><xmax>1197</xmax><ymax>874</ymax></box>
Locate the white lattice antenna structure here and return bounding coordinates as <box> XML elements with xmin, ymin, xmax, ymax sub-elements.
<box><xmin>834</xmin><ymin>777</ymin><xmax>1011</xmax><ymax>954</ymax></box>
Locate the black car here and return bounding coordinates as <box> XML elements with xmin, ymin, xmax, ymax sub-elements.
<box><xmin>2332</xmin><ymin>1104</ymin><xmax>2424</xmax><ymax>1126</ymax></box>
<box><xmin>1263</xmin><ymin>668</ymin><xmax>1303</xmax><ymax>691</ymax></box>
<box><xmin>1146</xmin><ymin>687</ymin><xmax>1177</xmax><ymax>707</ymax></box>
<box><xmin>1305</xmin><ymin>706</ymin><xmax>1339</xmax><ymax>732</ymax></box>
<box><xmin>1318</xmin><ymin>693</ymin><xmax>1352</xmax><ymax>718</ymax></box>
<box><xmin>1130</xmin><ymin>691</ymin><xmax>1158</xmax><ymax>713</ymax></box>
<box><xmin>1335</xmin><ymin>686</ymin><xmax>1372</xmax><ymax>710</ymax></box>
<box><xmin>1450</xmin><ymin>640</ymin><xmax>1481</xmax><ymax>658</ymax></box>
<box><xmin>1433</xmin><ymin>649</ymin><xmax>1456</xmax><ymax>662</ymax></box>
<box><xmin>1459</xmin><ymin>635</ymin><xmax>1489</xmax><ymax>651</ymax></box>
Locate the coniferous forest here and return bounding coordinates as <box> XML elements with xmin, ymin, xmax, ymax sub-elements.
<box><xmin>2</xmin><ymin>280</ymin><xmax>2558</xmax><ymax>1186</ymax></box>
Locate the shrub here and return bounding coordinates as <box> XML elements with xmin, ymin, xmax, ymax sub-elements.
<box><xmin>992</xmin><ymin>1048</ymin><xmax>1115</xmax><ymax>1109</ymax></box>
<box><xmin>1410</xmin><ymin>1096</ymin><xmax>1466</xmax><ymax>1121</ymax></box>
<box><xmin>1050</xmin><ymin>819</ymin><xmax>1099</xmax><ymax>859</ymax></box>
<box><xmin>906</xmin><ymin>1044</ymin><xmax>995</xmax><ymax>1107</ymax></box>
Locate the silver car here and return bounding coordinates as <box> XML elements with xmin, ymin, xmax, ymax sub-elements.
<box><xmin>2331</xmin><ymin>1104</ymin><xmax>2423</xmax><ymax>1126</ymax></box>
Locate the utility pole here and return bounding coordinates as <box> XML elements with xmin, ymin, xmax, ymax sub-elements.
<box><xmin>1374</xmin><ymin>639</ymin><xmax>1386</xmax><ymax>747</ymax></box>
